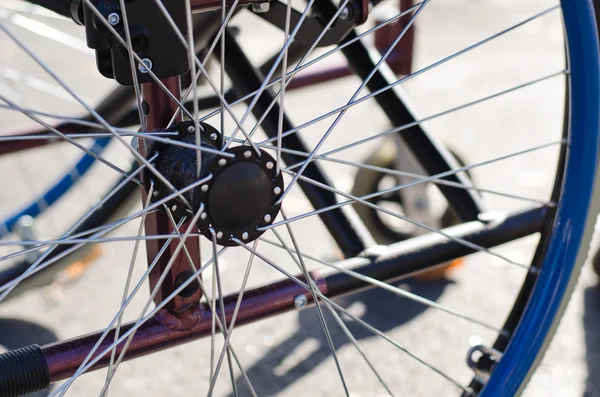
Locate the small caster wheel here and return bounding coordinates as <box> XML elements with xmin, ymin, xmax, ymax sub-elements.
<box><xmin>351</xmin><ymin>138</ymin><xmax>474</xmax><ymax>280</ymax></box>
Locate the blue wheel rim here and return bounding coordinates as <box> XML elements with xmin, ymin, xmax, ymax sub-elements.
<box><xmin>0</xmin><ymin>138</ymin><xmax>111</xmax><ymax>237</ymax></box>
<box><xmin>481</xmin><ymin>1</ymin><xmax>600</xmax><ymax>395</ymax></box>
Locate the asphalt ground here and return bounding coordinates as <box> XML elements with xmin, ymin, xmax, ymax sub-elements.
<box><xmin>0</xmin><ymin>0</ymin><xmax>598</xmax><ymax>396</ymax></box>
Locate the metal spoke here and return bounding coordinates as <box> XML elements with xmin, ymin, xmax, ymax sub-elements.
<box><xmin>277</xmin><ymin>0</ymin><xmax>429</xmax><ymax>204</ymax></box>
<box><xmin>326</xmin><ymin>304</ymin><xmax>395</xmax><ymax>397</ymax></box>
<box><xmin>256</xmin><ymin>6</ymin><xmax>561</xmax><ymax>146</ymax></box>
<box><xmin>263</xmin><ymin>139</ymin><xmax>564</xmax><ymax>235</ymax></box>
<box><xmin>0</xmin><ymin>171</ymin><xmax>212</xmax><ymax>298</ymax></box>
<box><xmin>183</xmin><ymin>0</ymin><xmax>202</xmax><ymax>176</ymax></box>
<box><xmin>209</xmin><ymin>229</ymin><xmax>238</xmax><ymax>396</ymax></box>
<box><xmin>221</xmin><ymin>0</ymin><xmax>316</xmax><ymax>151</ymax></box>
<box><xmin>0</xmin><ymin>95</ymin><xmax>132</xmax><ymax>179</ymax></box>
<box><xmin>198</xmin><ymin>3</ymin><xmax>423</xmax><ymax>125</ymax></box>
<box><xmin>169</xmin><ymin>0</ymin><xmax>243</xmax><ymax>127</ymax></box>
<box><xmin>260</xmin><ymin>235</ymin><xmax>505</xmax><ymax>334</ymax></box>
<box><xmin>275</xmin><ymin>70</ymin><xmax>567</xmax><ymax>168</ymax></box>
<box><xmin>118</xmin><ymin>0</ymin><xmax>146</xmax><ymax>132</ymax></box>
<box><xmin>244</xmin><ymin>0</ymin><xmax>350</xmax><ymax>143</ymax></box>
<box><xmin>276</xmin><ymin>207</ymin><xmax>350</xmax><ymax>395</ymax></box>
<box><xmin>163</xmin><ymin>211</ymin><xmax>257</xmax><ymax>397</ymax></box>
<box><xmin>102</xmin><ymin>183</ymin><xmax>154</xmax><ymax>397</ymax></box>
<box><xmin>274</xmin><ymin>166</ymin><xmax>535</xmax><ymax>270</ymax></box>
<box><xmin>48</xmin><ymin>233</ymin><xmax>234</xmax><ymax>396</ymax></box>
<box><xmin>149</xmin><ymin>0</ymin><xmax>261</xmax><ymax>156</ymax></box>
<box><xmin>0</xmin><ymin>21</ymin><xmax>194</xmax><ymax>209</ymax></box>
<box><xmin>253</xmin><ymin>143</ymin><xmax>554</xmax><ymax>206</ymax></box>
<box><xmin>56</xmin><ymin>219</ymin><xmax>187</xmax><ymax>397</ymax></box>
<box><xmin>205</xmin><ymin>237</ymin><xmax>258</xmax><ymax>397</ymax></box>
<box><xmin>275</xmin><ymin>0</ymin><xmax>294</xmax><ymax>176</ymax></box>
<box><xmin>91</xmin><ymin>207</ymin><xmax>206</xmax><ymax>397</ymax></box>
<box><xmin>233</xmin><ymin>239</ymin><xmax>470</xmax><ymax>393</ymax></box>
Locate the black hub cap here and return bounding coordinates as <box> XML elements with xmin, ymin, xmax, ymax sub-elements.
<box><xmin>198</xmin><ymin>146</ymin><xmax>283</xmax><ymax>246</ymax></box>
<box><xmin>146</xmin><ymin>121</ymin><xmax>283</xmax><ymax>246</ymax></box>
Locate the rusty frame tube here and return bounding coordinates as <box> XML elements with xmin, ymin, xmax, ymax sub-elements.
<box><xmin>139</xmin><ymin>78</ymin><xmax>203</xmax><ymax>312</ymax></box>
<box><xmin>40</xmin><ymin>206</ymin><xmax>545</xmax><ymax>383</ymax></box>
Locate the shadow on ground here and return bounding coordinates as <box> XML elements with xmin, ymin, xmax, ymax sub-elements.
<box><xmin>0</xmin><ymin>318</ymin><xmax>58</xmax><ymax>397</ymax></box>
<box><xmin>228</xmin><ymin>277</ymin><xmax>451</xmax><ymax>397</ymax></box>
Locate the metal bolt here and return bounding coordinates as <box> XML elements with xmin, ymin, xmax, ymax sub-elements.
<box><xmin>339</xmin><ymin>6</ymin><xmax>350</xmax><ymax>20</ymax></box>
<box><xmin>138</xmin><ymin>58</ymin><xmax>153</xmax><ymax>74</ymax></box>
<box><xmin>210</xmin><ymin>133</ymin><xmax>218</xmax><ymax>141</ymax></box>
<box><xmin>242</xmin><ymin>232</ymin><xmax>249</xmax><ymax>240</ymax></box>
<box><xmin>263</xmin><ymin>214</ymin><xmax>271</xmax><ymax>223</ymax></box>
<box><xmin>201</xmin><ymin>184</ymin><xmax>209</xmax><ymax>192</ymax></box>
<box><xmin>216</xmin><ymin>231</ymin><xmax>223</xmax><ymax>239</ymax></box>
<box><xmin>244</xmin><ymin>150</ymin><xmax>252</xmax><ymax>159</ymax></box>
<box><xmin>293</xmin><ymin>294</ymin><xmax>307</xmax><ymax>308</ymax></box>
<box><xmin>201</xmin><ymin>212</ymin><xmax>207</xmax><ymax>220</ymax></box>
<box><xmin>187</xmin><ymin>125</ymin><xmax>195</xmax><ymax>133</ymax></box>
<box><xmin>107</xmin><ymin>12</ymin><xmax>120</xmax><ymax>25</ymax></box>
<box><xmin>219</xmin><ymin>158</ymin><xmax>227</xmax><ymax>166</ymax></box>
<box><xmin>274</xmin><ymin>186</ymin><xmax>281</xmax><ymax>195</ymax></box>
<box><xmin>266</xmin><ymin>162</ymin><xmax>274</xmax><ymax>170</ymax></box>
<box><xmin>252</xmin><ymin>2</ymin><xmax>270</xmax><ymax>13</ymax></box>
<box><xmin>152</xmin><ymin>190</ymin><xmax>159</xmax><ymax>197</ymax></box>
<box><xmin>171</xmin><ymin>204</ymin><xmax>178</xmax><ymax>212</ymax></box>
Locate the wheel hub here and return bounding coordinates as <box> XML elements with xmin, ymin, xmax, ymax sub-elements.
<box><xmin>146</xmin><ymin>121</ymin><xmax>283</xmax><ymax>246</ymax></box>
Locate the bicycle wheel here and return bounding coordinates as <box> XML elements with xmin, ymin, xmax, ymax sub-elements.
<box><xmin>0</xmin><ymin>0</ymin><xmax>598</xmax><ymax>396</ymax></box>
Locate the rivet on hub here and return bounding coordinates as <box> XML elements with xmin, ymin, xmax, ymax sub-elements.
<box><xmin>266</xmin><ymin>162</ymin><xmax>274</xmax><ymax>170</ymax></box>
<box><xmin>244</xmin><ymin>150</ymin><xmax>252</xmax><ymax>158</ymax></box>
<box><xmin>264</xmin><ymin>214</ymin><xmax>271</xmax><ymax>223</ymax></box>
<box><xmin>242</xmin><ymin>232</ymin><xmax>249</xmax><ymax>240</ymax></box>
<box><xmin>201</xmin><ymin>184</ymin><xmax>209</xmax><ymax>192</ymax></box>
<box><xmin>216</xmin><ymin>231</ymin><xmax>223</xmax><ymax>239</ymax></box>
<box><xmin>274</xmin><ymin>187</ymin><xmax>281</xmax><ymax>195</ymax></box>
<box><xmin>218</xmin><ymin>158</ymin><xmax>227</xmax><ymax>166</ymax></box>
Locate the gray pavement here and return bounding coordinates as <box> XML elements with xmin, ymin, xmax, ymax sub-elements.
<box><xmin>0</xmin><ymin>0</ymin><xmax>597</xmax><ymax>396</ymax></box>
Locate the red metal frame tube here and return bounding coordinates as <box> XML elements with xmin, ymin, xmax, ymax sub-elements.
<box><xmin>140</xmin><ymin>78</ymin><xmax>203</xmax><ymax>312</ymax></box>
<box><xmin>40</xmin><ymin>206</ymin><xmax>544</xmax><ymax>383</ymax></box>
<box><xmin>42</xmin><ymin>273</ymin><xmax>326</xmax><ymax>381</ymax></box>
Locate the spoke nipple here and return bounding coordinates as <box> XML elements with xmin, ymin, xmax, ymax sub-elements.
<box><xmin>107</xmin><ymin>12</ymin><xmax>120</xmax><ymax>26</ymax></box>
<box><xmin>244</xmin><ymin>150</ymin><xmax>252</xmax><ymax>158</ymax></box>
<box><xmin>171</xmin><ymin>204</ymin><xmax>178</xmax><ymax>212</ymax></box>
<box><xmin>210</xmin><ymin>133</ymin><xmax>218</xmax><ymax>141</ymax></box>
<box><xmin>217</xmin><ymin>231</ymin><xmax>223</xmax><ymax>239</ymax></box>
<box><xmin>138</xmin><ymin>58</ymin><xmax>153</xmax><ymax>74</ymax></box>
<box><xmin>187</xmin><ymin>125</ymin><xmax>195</xmax><ymax>133</ymax></box>
<box><xmin>219</xmin><ymin>158</ymin><xmax>227</xmax><ymax>166</ymax></box>
<box><xmin>242</xmin><ymin>232</ymin><xmax>249</xmax><ymax>240</ymax></box>
<box><xmin>201</xmin><ymin>212</ymin><xmax>207</xmax><ymax>220</ymax></box>
<box><xmin>251</xmin><ymin>2</ymin><xmax>270</xmax><ymax>13</ymax></box>
<box><xmin>528</xmin><ymin>266</ymin><xmax>540</xmax><ymax>275</ymax></box>
<box><xmin>201</xmin><ymin>184</ymin><xmax>209</xmax><ymax>192</ymax></box>
<box><xmin>264</xmin><ymin>214</ymin><xmax>272</xmax><ymax>223</ymax></box>
<box><xmin>274</xmin><ymin>187</ymin><xmax>281</xmax><ymax>195</ymax></box>
<box><xmin>293</xmin><ymin>294</ymin><xmax>307</xmax><ymax>308</ymax></box>
<box><xmin>266</xmin><ymin>161</ymin><xmax>274</xmax><ymax>170</ymax></box>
